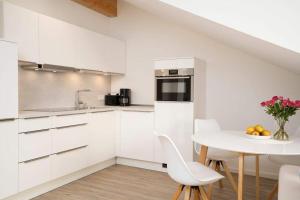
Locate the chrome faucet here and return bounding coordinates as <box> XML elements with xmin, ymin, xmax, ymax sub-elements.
<box><xmin>75</xmin><ymin>89</ymin><xmax>91</xmax><ymax>109</ymax></box>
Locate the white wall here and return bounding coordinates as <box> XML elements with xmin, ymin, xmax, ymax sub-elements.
<box><xmin>9</xmin><ymin>0</ymin><xmax>300</xmax><ymax>178</ymax></box>
<box><xmin>159</xmin><ymin>0</ymin><xmax>300</xmax><ymax>54</ymax></box>
<box><xmin>109</xmin><ymin>1</ymin><xmax>300</xmax><ymax>178</ymax></box>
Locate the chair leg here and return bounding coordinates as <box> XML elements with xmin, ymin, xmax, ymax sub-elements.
<box><xmin>267</xmin><ymin>182</ymin><xmax>278</xmax><ymax>200</ymax></box>
<box><xmin>172</xmin><ymin>184</ymin><xmax>185</xmax><ymax>200</ymax></box>
<box><xmin>199</xmin><ymin>186</ymin><xmax>209</xmax><ymax>200</ymax></box>
<box><xmin>193</xmin><ymin>186</ymin><xmax>200</xmax><ymax>200</ymax></box>
<box><xmin>216</xmin><ymin>161</ymin><xmax>224</xmax><ymax>189</ymax></box>
<box><xmin>222</xmin><ymin>161</ymin><xmax>238</xmax><ymax>193</ymax></box>
<box><xmin>184</xmin><ymin>186</ymin><xmax>192</xmax><ymax>200</ymax></box>
<box><xmin>207</xmin><ymin>161</ymin><xmax>217</xmax><ymax>199</ymax></box>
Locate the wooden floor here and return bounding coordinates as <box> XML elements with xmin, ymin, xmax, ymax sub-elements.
<box><xmin>33</xmin><ymin>165</ymin><xmax>277</xmax><ymax>200</ymax></box>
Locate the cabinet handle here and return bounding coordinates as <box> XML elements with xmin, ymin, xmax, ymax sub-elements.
<box><xmin>0</xmin><ymin>118</ymin><xmax>16</xmax><ymax>122</ymax></box>
<box><xmin>91</xmin><ymin>110</ymin><xmax>114</xmax><ymax>113</ymax></box>
<box><xmin>22</xmin><ymin>129</ymin><xmax>50</xmax><ymax>134</ymax></box>
<box><xmin>55</xmin><ymin>123</ymin><xmax>87</xmax><ymax>129</ymax></box>
<box><xmin>55</xmin><ymin>145</ymin><xmax>88</xmax><ymax>155</ymax></box>
<box><xmin>56</xmin><ymin>113</ymin><xmax>86</xmax><ymax>117</ymax></box>
<box><xmin>22</xmin><ymin>155</ymin><xmax>50</xmax><ymax>163</ymax></box>
<box><xmin>23</xmin><ymin>116</ymin><xmax>50</xmax><ymax>120</ymax></box>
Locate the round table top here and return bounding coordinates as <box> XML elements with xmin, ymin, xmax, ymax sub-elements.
<box><xmin>192</xmin><ymin>131</ymin><xmax>300</xmax><ymax>155</ymax></box>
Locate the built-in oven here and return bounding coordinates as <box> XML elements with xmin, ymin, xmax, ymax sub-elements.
<box><xmin>155</xmin><ymin>68</ymin><xmax>193</xmax><ymax>102</ymax></box>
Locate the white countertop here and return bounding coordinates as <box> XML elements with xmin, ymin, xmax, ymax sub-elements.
<box><xmin>193</xmin><ymin>130</ymin><xmax>300</xmax><ymax>155</ymax></box>
<box><xmin>18</xmin><ymin>105</ymin><xmax>154</xmax><ymax>119</ymax></box>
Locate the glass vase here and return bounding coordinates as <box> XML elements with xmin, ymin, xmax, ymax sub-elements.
<box><xmin>273</xmin><ymin>118</ymin><xmax>289</xmax><ymax>141</ymax></box>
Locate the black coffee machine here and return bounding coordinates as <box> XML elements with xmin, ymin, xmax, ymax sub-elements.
<box><xmin>119</xmin><ymin>88</ymin><xmax>131</xmax><ymax>106</ymax></box>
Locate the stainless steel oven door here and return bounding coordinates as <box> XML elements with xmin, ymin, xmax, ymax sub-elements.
<box><xmin>156</xmin><ymin>76</ymin><xmax>193</xmax><ymax>102</ymax></box>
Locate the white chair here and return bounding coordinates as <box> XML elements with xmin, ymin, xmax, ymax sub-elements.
<box><xmin>194</xmin><ymin>119</ymin><xmax>239</xmax><ymax>196</ymax></box>
<box><xmin>157</xmin><ymin>133</ymin><xmax>223</xmax><ymax>200</ymax></box>
<box><xmin>278</xmin><ymin>165</ymin><xmax>300</xmax><ymax>200</ymax></box>
<box><xmin>267</xmin><ymin>127</ymin><xmax>300</xmax><ymax>200</ymax></box>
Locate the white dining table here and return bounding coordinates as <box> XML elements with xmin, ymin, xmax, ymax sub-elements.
<box><xmin>192</xmin><ymin>131</ymin><xmax>300</xmax><ymax>200</ymax></box>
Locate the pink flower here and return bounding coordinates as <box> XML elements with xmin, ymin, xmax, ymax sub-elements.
<box><xmin>261</xmin><ymin>101</ymin><xmax>266</xmax><ymax>107</ymax></box>
<box><xmin>278</xmin><ymin>96</ymin><xmax>284</xmax><ymax>101</ymax></box>
<box><xmin>295</xmin><ymin>100</ymin><xmax>300</xmax><ymax>108</ymax></box>
<box><xmin>272</xmin><ymin>96</ymin><xmax>279</xmax><ymax>101</ymax></box>
<box><xmin>282</xmin><ymin>100</ymin><xmax>288</xmax><ymax>107</ymax></box>
<box><xmin>270</xmin><ymin>100</ymin><xmax>276</xmax><ymax>106</ymax></box>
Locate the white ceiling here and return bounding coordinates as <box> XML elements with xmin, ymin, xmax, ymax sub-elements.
<box><xmin>125</xmin><ymin>0</ymin><xmax>300</xmax><ymax>74</ymax></box>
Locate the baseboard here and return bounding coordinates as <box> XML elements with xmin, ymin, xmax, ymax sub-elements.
<box><xmin>4</xmin><ymin>158</ymin><xmax>116</xmax><ymax>200</ymax></box>
<box><xmin>116</xmin><ymin>157</ymin><xmax>167</xmax><ymax>172</ymax></box>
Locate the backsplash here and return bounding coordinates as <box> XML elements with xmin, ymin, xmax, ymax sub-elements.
<box><xmin>19</xmin><ymin>67</ymin><xmax>111</xmax><ymax>110</ymax></box>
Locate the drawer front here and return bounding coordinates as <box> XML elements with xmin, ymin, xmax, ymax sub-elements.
<box><xmin>19</xmin><ymin>129</ymin><xmax>52</xmax><ymax>162</ymax></box>
<box><xmin>52</xmin><ymin>124</ymin><xmax>88</xmax><ymax>153</ymax></box>
<box><xmin>19</xmin><ymin>156</ymin><xmax>51</xmax><ymax>191</ymax></box>
<box><xmin>19</xmin><ymin>117</ymin><xmax>52</xmax><ymax>133</ymax></box>
<box><xmin>54</xmin><ymin>114</ymin><xmax>88</xmax><ymax>128</ymax></box>
<box><xmin>51</xmin><ymin>146</ymin><xmax>88</xmax><ymax>179</ymax></box>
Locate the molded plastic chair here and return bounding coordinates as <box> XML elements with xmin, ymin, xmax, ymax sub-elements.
<box><xmin>156</xmin><ymin>133</ymin><xmax>223</xmax><ymax>200</ymax></box>
<box><xmin>194</xmin><ymin>119</ymin><xmax>239</xmax><ymax>196</ymax></box>
<box><xmin>278</xmin><ymin>165</ymin><xmax>300</xmax><ymax>200</ymax></box>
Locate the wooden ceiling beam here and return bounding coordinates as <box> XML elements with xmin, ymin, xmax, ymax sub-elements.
<box><xmin>72</xmin><ymin>0</ymin><xmax>117</xmax><ymax>17</ymax></box>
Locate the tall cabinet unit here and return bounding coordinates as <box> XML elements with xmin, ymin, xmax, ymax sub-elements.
<box><xmin>0</xmin><ymin>41</ymin><xmax>18</xmax><ymax>119</ymax></box>
<box><xmin>0</xmin><ymin>1</ymin><xmax>39</xmax><ymax>63</ymax></box>
<box><xmin>0</xmin><ymin>41</ymin><xmax>18</xmax><ymax>199</ymax></box>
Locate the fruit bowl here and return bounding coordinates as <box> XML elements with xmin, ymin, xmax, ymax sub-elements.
<box><xmin>246</xmin><ymin>125</ymin><xmax>272</xmax><ymax>140</ymax></box>
<box><xmin>245</xmin><ymin>134</ymin><xmax>272</xmax><ymax>140</ymax></box>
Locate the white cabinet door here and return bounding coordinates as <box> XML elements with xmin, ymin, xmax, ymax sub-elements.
<box><xmin>120</xmin><ymin>111</ymin><xmax>154</xmax><ymax>161</ymax></box>
<box><xmin>0</xmin><ymin>41</ymin><xmax>18</xmax><ymax>119</ymax></box>
<box><xmin>0</xmin><ymin>119</ymin><xmax>18</xmax><ymax>199</ymax></box>
<box><xmin>88</xmin><ymin>111</ymin><xmax>116</xmax><ymax>165</ymax></box>
<box><xmin>154</xmin><ymin>102</ymin><xmax>194</xmax><ymax>163</ymax></box>
<box><xmin>38</xmin><ymin>14</ymin><xmax>104</xmax><ymax>71</ymax></box>
<box><xmin>102</xmin><ymin>37</ymin><xmax>126</xmax><ymax>74</ymax></box>
<box><xmin>1</xmin><ymin>1</ymin><xmax>39</xmax><ymax>63</ymax></box>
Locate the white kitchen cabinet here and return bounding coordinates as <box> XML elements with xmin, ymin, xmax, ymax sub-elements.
<box><xmin>19</xmin><ymin>116</ymin><xmax>52</xmax><ymax>133</ymax></box>
<box><xmin>88</xmin><ymin>111</ymin><xmax>116</xmax><ymax>165</ymax></box>
<box><xmin>19</xmin><ymin>156</ymin><xmax>51</xmax><ymax>191</ymax></box>
<box><xmin>0</xmin><ymin>41</ymin><xmax>18</xmax><ymax>120</ymax></box>
<box><xmin>38</xmin><ymin>14</ymin><xmax>125</xmax><ymax>73</ymax></box>
<box><xmin>0</xmin><ymin>1</ymin><xmax>39</xmax><ymax>63</ymax></box>
<box><xmin>120</xmin><ymin>111</ymin><xmax>154</xmax><ymax>162</ymax></box>
<box><xmin>102</xmin><ymin>36</ymin><xmax>126</xmax><ymax>74</ymax></box>
<box><xmin>0</xmin><ymin>119</ymin><xmax>18</xmax><ymax>199</ymax></box>
<box><xmin>154</xmin><ymin>57</ymin><xmax>195</xmax><ymax>69</ymax></box>
<box><xmin>51</xmin><ymin>146</ymin><xmax>88</xmax><ymax>179</ymax></box>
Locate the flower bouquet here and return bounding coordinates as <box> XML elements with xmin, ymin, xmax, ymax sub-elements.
<box><xmin>261</xmin><ymin>96</ymin><xmax>300</xmax><ymax>140</ymax></box>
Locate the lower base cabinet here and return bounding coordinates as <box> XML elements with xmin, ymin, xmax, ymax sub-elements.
<box><xmin>88</xmin><ymin>111</ymin><xmax>116</xmax><ymax>166</ymax></box>
<box><xmin>0</xmin><ymin>120</ymin><xmax>18</xmax><ymax>199</ymax></box>
<box><xmin>51</xmin><ymin>146</ymin><xmax>88</xmax><ymax>179</ymax></box>
<box><xmin>119</xmin><ymin>111</ymin><xmax>154</xmax><ymax>162</ymax></box>
<box><xmin>19</xmin><ymin>156</ymin><xmax>51</xmax><ymax>191</ymax></box>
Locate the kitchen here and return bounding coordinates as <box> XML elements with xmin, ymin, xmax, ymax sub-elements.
<box><xmin>1</xmin><ymin>0</ymin><xmax>300</xmax><ymax>200</ymax></box>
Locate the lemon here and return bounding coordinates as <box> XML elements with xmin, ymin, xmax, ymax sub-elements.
<box><xmin>246</xmin><ymin>127</ymin><xmax>255</xmax><ymax>134</ymax></box>
<box><xmin>255</xmin><ymin>125</ymin><xmax>264</xmax><ymax>133</ymax></box>
<box><xmin>252</xmin><ymin>131</ymin><xmax>260</xmax><ymax>136</ymax></box>
<box><xmin>262</xmin><ymin>130</ymin><xmax>271</xmax><ymax>136</ymax></box>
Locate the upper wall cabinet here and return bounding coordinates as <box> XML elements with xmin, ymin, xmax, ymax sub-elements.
<box><xmin>0</xmin><ymin>1</ymin><xmax>39</xmax><ymax>63</ymax></box>
<box><xmin>38</xmin><ymin>14</ymin><xmax>126</xmax><ymax>73</ymax></box>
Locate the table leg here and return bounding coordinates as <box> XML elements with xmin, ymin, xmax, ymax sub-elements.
<box><xmin>238</xmin><ymin>153</ymin><xmax>245</xmax><ymax>200</ymax></box>
<box><xmin>198</xmin><ymin>145</ymin><xmax>208</xmax><ymax>164</ymax></box>
<box><xmin>256</xmin><ymin>155</ymin><xmax>260</xmax><ymax>200</ymax></box>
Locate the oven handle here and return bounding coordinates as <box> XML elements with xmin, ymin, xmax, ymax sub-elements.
<box><xmin>155</xmin><ymin>76</ymin><xmax>190</xmax><ymax>79</ymax></box>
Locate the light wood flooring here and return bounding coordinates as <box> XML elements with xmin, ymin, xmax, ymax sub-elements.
<box><xmin>33</xmin><ymin>164</ymin><xmax>277</xmax><ymax>200</ymax></box>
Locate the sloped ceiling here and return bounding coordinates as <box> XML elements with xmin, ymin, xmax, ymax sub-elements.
<box><xmin>125</xmin><ymin>0</ymin><xmax>300</xmax><ymax>74</ymax></box>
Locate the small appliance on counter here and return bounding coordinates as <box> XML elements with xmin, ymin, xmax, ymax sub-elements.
<box><xmin>105</xmin><ymin>94</ymin><xmax>120</xmax><ymax>106</ymax></box>
<box><xmin>119</xmin><ymin>88</ymin><xmax>131</xmax><ymax>106</ymax></box>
